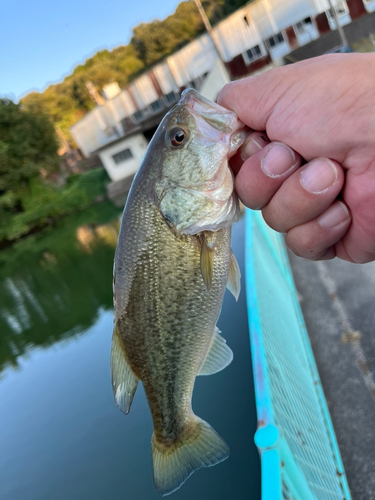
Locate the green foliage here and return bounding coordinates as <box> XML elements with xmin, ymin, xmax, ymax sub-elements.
<box><xmin>0</xmin><ymin>99</ymin><xmax>59</xmax><ymax>186</ymax></box>
<box><xmin>20</xmin><ymin>0</ymin><xmax>250</xmax><ymax>140</ymax></box>
<box><xmin>0</xmin><ymin>98</ymin><xmax>60</xmax><ymax>225</ymax></box>
<box><xmin>0</xmin><ymin>168</ymin><xmax>110</xmax><ymax>242</ymax></box>
<box><xmin>0</xmin><ymin>200</ymin><xmax>122</xmax><ymax>373</ymax></box>
<box><xmin>353</xmin><ymin>36</ymin><xmax>375</xmax><ymax>53</ymax></box>
<box><xmin>0</xmin><ymin>97</ymin><xmax>110</xmax><ymax>244</ymax></box>
<box><xmin>21</xmin><ymin>44</ymin><xmax>146</xmax><ymax>140</ymax></box>
<box><xmin>131</xmin><ymin>2</ymin><xmax>204</xmax><ymax>66</ymax></box>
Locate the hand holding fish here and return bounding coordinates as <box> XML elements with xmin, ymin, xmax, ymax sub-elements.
<box><xmin>218</xmin><ymin>53</ymin><xmax>375</xmax><ymax>264</ymax></box>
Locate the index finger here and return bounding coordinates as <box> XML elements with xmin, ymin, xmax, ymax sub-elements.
<box><xmin>217</xmin><ymin>55</ymin><xmax>334</xmax><ymax>132</ymax></box>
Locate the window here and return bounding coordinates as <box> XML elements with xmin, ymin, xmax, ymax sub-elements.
<box><xmin>327</xmin><ymin>1</ymin><xmax>349</xmax><ymax>21</ymax></box>
<box><xmin>266</xmin><ymin>32</ymin><xmax>285</xmax><ymax>49</ymax></box>
<box><xmin>112</xmin><ymin>148</ymin><xmax>133</xmax><ymax>165</ymax></box>
<box><xmin>150</xmin><ymin>100</ymin><xmax>162</xmax><ymax>113</ymax></box>
<box><xmin>294</xmin><ymin>17</ymin><xmax>313</xmax><ymax>36</ymax></box>
<box><xmin>164</xmin><ymin>91</ymin><xmax>178</xmax><ymax>104</ymax></box>
<box><xmin>133</xmin><ymin>110</ymin><xmax>143</xmax><ymax>122</ymax></box>
<box><xmin>246</xmin><ymin>44</ymin><xmax>263</xmax><ymax>63</ymax></box>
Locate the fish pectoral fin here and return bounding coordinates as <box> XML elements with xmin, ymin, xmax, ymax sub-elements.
<box><xmin>110</xmin><ymin>324</ymin><xmax>139</xmax><ymax>415</ymax></box>
<box><xmin>198</xmin><ymin>327</ymin><xmax>233</xmax><ymax>376</ymax></box>
<box><xmin>227</xmin><ymin>250</ymin><xmax>241</xmax><ymax>301</ymax></box>
<box><xmin>152</xmin><ymin>416</ymin><xmax>229</xmax><ymax>496</ymax></box>
<box><xmin>200</xmin><ymin>233</ymin><xmax>214</xmax><ymax>292</ymax></box>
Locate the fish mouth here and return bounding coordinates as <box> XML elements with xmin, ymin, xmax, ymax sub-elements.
<box><xmin>180</xmin><ymin>88</ymin><xmax>248</xmax><ymax>156</ymax></box>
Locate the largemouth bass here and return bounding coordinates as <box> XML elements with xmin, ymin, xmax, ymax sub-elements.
<box><xmin>112</xmin><ymin>89</ymin><xmax>248</xmax><ymax>496</ymax></box>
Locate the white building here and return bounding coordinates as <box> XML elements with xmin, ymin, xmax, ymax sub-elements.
<box><xmin>94</xmin><ymin>133</ymin><xmax>148</xmax><ymax>182</ymax></box>
<box><xmin>70</xmin><ymin>0</ymin><xmax>368</xmax><ymax>195</ymax></box>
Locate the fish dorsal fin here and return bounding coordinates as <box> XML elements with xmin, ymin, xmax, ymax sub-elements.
<box><xmin>200</xmin><ymin>233</ymin><xmax>214</xmax><ymax>292</ymax></box>
<box><xmin>227</xmin><ymin>250</ymin><xmax>241</xmax><ymax>301</ymax></box>
<box><xmin>198</xmin><ymin>327</ymin><xmax>233</xmax><ymax>376</ymax></box>
<box><xmin>110</xmin><ymin>324</ymin><xmax>139</xmax><ymax>414</ymax></box>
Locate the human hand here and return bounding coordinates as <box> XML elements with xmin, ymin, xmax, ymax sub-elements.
<box><xmin>218</xmin><ymin>54</ymin><xmax>375</xmax><ymax>263</ymax></box>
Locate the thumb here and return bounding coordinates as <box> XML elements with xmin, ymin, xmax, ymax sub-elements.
<box><xmin>217</xmin><ymin>66</ymin><xmax>291</xmax><ymax>131</ymax></box>
<box><xmin>217</xmin><ymin>53</ymin><xmax>363</xmax><ymax>134</ymax></box>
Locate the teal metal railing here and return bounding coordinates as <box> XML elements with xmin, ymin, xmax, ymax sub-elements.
<box><xmin>245</xmin><ymin>209</ymin><xmax>352</xmax><ymax>500</ymax></box>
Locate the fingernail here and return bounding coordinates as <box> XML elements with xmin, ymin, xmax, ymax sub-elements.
<box><xmin>261</xmin><ymin>143</ymin><xmax>296</xmax><ymax>177</ymax></box>
<box><xmin>318</xmin><ymin>202</ymin><xmax>349</xmax><ymax>228</ymax></box>
<box><xmin>301</xmin><ymin>158</ymin><xmax>338</xmax><ymax>194</ymax></box>
<box><xmin>241</xmin><ymin>136</ymin><xmax>269</xmax><ymax>161</ymax></box>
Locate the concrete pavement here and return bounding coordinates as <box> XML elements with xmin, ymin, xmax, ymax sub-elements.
<box><xmin>289</xmin><ymin>254</ymin><xmax>375</xmax><ymax>500</ymax></box>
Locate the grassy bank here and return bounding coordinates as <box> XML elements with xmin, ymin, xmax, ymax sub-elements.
<box><xmin>0</xmin><ymin>168</ymin><xmax>110</xmax><ymax>246</ymax></box>
<box><xmin>353</xmin><ymin>36</ymin><xmax>375</xmax><ymax>53</ymax></box>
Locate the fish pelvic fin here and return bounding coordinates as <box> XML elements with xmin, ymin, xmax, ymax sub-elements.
<box><xmin>198</xmin><ymin>327</ymin><xmax>233</xmax><ymax>376</ymax></box>
<box><xmin>152</xmin><ymin>417</ymin><xmax>229</xmax><ymax>496</ymax></box>
<box><xmin>110</xmin><ymin>324</ymin><xmax>139</xmax><ymax>414</ymax></box>
<box><xmin>226</xmin><ymin>250</ymin><xmax>241</xmax><ymax>301</ymax></box>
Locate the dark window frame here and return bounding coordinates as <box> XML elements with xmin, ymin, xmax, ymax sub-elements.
<box><xmin>133</xmin><ymin>110</ymin><xmax>143</xmax><ymax>122</ymax></box>
<box><xmin>266</xmin><ymin>32</ymin><xmax>285</xmax><ymax>50</ymax></box>
<box><xmin>112</xmin><ymin>148</ymin><xmax>133</xmax><ymax>165</ymax></box>
<box><xmin>245</xmin><ymin>44</ymin><xmax>263</xmax><ymax>63</ymax></box>
<box><xmin>294</xmin><ymin>17</ymin><xmax>313</xmax><ymax>36</ymax></box>
<box><xmin>327</xmin><ymin>1</ymin><xmax>349</xmax><ymax>20</ymax></box>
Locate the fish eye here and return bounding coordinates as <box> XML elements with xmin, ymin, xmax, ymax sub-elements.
<box><xmin>168</xmin><ymin>127</ymin><xmax>188</xmax><ymax>148</ymax></box>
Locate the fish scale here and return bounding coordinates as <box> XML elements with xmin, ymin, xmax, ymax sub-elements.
<box><xmin>119</xmin><ymin>191</ymin><xmax>231</xmax><ymax>428</ymax></box>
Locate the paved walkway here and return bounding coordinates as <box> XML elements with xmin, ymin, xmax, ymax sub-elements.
<box><xmin>289</xmin><ymin>254</ymin><xmax>375</xmax><ymax>500</ymax></box>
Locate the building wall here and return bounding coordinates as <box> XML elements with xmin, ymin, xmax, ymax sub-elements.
<box><xmin>70</xmin><ymin>0</ymin><xmax>373</xmax><ymax>159</ymax></box>
<box><xmin>198</xmin><ymin>60</ymin><xmax>230</xmax><ymax>102</ymax></box>
<box><xmin>347</xmin><ymin>0</ymin><xmax>367</xmax><ymax>17</ymax></box>
<box><xmin>214</xmin><ymin>6</ymin><xmax>262</xmax><ymax>61</ymax></box>
<box><xmin>267</xmin><ymin>34</ymin><xmax>292</xmax><ymax>60</ymax></box>
<box><xmin>264</xmin><ymin>0</ymin><xmax>319</xmax><ymax>29</ymax></box>
<box><xmin>294</xmin><ymin>20</ymin><xmax>320</xmax><ymax>46</ymax></box>
<box><xmin>285</xmin><ymin>25</ymin><xmax>298</xmax><ymax>49</ymax></box>
<box><xmin>166</xmin><ymin>35</ymin><xmax>218</xmax><ymax>87</ymax></box>
<box><xmin>315</xmin><ymin>11</ymin><xmax>331</xmax><ymax>33</ymax></box>
<box><xmin>286</xmin><ymin>8</ymin><xmax>375</xmax><ymax>61</ymax></box>
<box><xmin>364</xmin><ymin>0</ymin><xmax>375</xmax><ymax>13</ymax></box>
<box><xmin>98</xmin><ymin>134</ymin><xmax>148</xmax><ymax>182</ymax></box>
<box><xmin>129</xmin><ymin>74</ymin><xmax>159</xmax><ymax>108</ymax></box>
<box><xmin>70</xmin><ymin>106</ymin><xmax>121</xmax><ymax>157</ymax></box>
<box><xmin>153</xmin><ymin>62</ymin><xmax>180</xmax><ymax>94</ymax></box>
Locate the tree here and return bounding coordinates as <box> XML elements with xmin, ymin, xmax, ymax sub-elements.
<box><xmin>19</xmin><ymin>0</ymin><xmax>251</xmax><ymax>138</ymax></box>
<box><xmin>0</xmin><ymin>99</ymin><xmax>59</xmax><ymax>219</ymax></box>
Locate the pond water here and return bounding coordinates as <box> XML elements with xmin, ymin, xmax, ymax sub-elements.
<box><xmin>0</xmin><ymin>201</ymin><xmax>261</xmax><ymax>500</ymax></box>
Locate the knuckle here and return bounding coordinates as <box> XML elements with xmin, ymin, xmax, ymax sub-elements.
<box><xmin>285</xmin><ymin>230</ymin><xmax>327</xmax><ymax>260</ymax></box>
<box><xmin>262</xmin><ymin>207</ymin><xmax>289</xmax><ymax>233</ymax></box>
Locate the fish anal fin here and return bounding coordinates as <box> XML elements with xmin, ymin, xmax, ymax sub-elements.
<box><xmin>198</xmin><ymin>327</ymin><xmax>233</xmax><ymax>376</ymax></box>
<box><xmin>227</xmin><ymin>250</ymin><xmax>241</xmax><ymax>301</ymax></box>
<box><xmin>200</xmin><ymin>233</ymin><xmax>214</xmax><ymax>292</ymax></box>
<box><xmin>152</xmin><ymin>416</ymin><xmax>229</xmax><ymax>496</ymax></box>
<box><xmin>110</xmin><ymin>324</ymin><xmax>139</xmax><ymax>415</ymax></box>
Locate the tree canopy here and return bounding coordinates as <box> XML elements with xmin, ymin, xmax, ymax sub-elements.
<box><xmin>20</xmin><ymin>0</ymin><xmax>251</xmax><ymax>141</ymax></box>
<box><xmin>0</xmin><ymin>99</ymin><xmax>59</xmax><ymax>192</ymax></box>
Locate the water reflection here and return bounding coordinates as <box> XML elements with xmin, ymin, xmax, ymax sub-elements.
<box><xmin>0</xmin><ymin>202</ymin><xmax>122</xmax><ymax>373</ymax></box>
<box><xmin>0</xmin><ymin>204</ymin><xmax>261</xmax><ymax>500</ymax></box>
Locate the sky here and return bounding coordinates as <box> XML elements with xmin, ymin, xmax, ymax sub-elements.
<box><xmin>0</xmin><ymin>0</ymin><xmax>180</xmax><ymax>101</ymax></box>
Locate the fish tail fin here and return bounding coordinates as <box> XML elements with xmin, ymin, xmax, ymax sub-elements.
<box><xmin>152</xmin><ymin>417</ymin><xmax>229</xmax><ymax>496</ymax></box>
